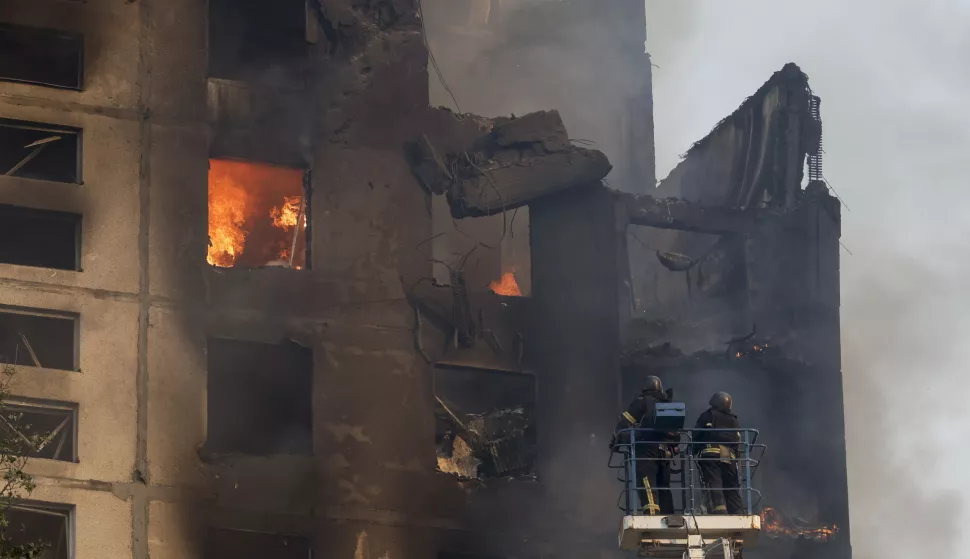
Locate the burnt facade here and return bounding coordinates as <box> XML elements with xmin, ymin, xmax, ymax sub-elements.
<box><xmin>0</xmin><ymin>3</ymin><xmax>848</xmax><ymax>559</ymax></box>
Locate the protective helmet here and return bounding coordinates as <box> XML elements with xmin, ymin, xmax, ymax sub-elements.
<box><xmin>644</xmin><ymin>375</ymin><xmax>664</xmax><ymax>393</ymax></box>
<box><xmin>710</xmin><ymin>391</ymin><xmax>732</xmax><ymax>413</ymax></box>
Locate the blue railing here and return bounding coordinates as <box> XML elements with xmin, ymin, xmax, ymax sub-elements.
<box><xmin>607</xmin><ymin>428</ymin><xmax>766</xmax><ymax>516</ymax></box>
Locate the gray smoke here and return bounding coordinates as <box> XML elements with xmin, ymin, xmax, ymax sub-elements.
<box><xmin>647</xmin><ymin>0</ymin><xmax>970</xmax><ymax>556</ymax></box>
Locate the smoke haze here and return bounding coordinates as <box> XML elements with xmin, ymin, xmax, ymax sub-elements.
<box><xmin>647</xmin><ymin>1</ymin><xmax>970</xmax><ymax>556</ymax></box>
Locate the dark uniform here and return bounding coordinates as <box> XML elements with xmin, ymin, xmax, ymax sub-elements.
<box><xmin>693</xmin><ymin>392</ymin><xmax>744</xmax><ymax>515</ymax></box>
<box><xmin>612</xmin><ymin>376</ymin><xmax>677</xmax><ymax>515</ymax></box>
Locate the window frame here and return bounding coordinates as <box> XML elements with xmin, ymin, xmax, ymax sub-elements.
<box><xmin>5</xmin><ymin>499</ymin><xmax>76</xmax><ymax>559</ymax></box>
<box><xmin>1</xmin><ymin>397</ymin><xmax>80</xmax><ymax>463</ymax></box>
<box><xmin>0</xmin><ymin>305</ymin><xmax>80</xmax><ymax>372</ymax></box>
<box><xmin>205</xmin><ymin>159</ymin><xmax>311</xmax><ymax>271</ymax></box>
<box><xmin>0</xmin><ymin>117</ymin><xmax>83</xmax><ymax>185</ymax></box>
<box><xmin>0</xmin><ymin>23</ymin><xmax>84</xmax><ymax>91</ymax></box>
<box><xmin>203</xmin><ymin>336</ymin><xmax>314</xmax><ymax>457</ymax></box>
<box><xmin>432</xmin><ymin>362</ymin><xmax>539</xmax><ymax>480</ymax></box>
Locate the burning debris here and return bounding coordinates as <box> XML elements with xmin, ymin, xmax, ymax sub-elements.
<box><xmin>488</xmin><ymin>270</ymin><xmax>522</xmax><ymax>297</ymax></box>
<box><xmin>207</xmin><ymin>159</ymin><xmax>308</xmax><ymax>269</ymax></box>
<box><xmin>409</xmin><ymin>110</ymin><xmax>612</xmax><ymax>219</ymax></box>
<box><xmin>435</xmin><ymin>397</ymin><xmax>536</xmax><ymax>481</ymax></box>
<box><xmin>724</xmin><ymin>326</ymin><xmax>777</xmax><ymax>360</ymax></box>
<box><xmin>761</xmin><ymin>507</ymin><xmax>839</xmax><ymax>543</ymax></box>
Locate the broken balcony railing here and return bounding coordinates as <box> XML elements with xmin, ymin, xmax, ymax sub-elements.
<box><xmin>608</xmin><ymin>428</ymin><xmax>766</xmax><ymax>516</ymax></box>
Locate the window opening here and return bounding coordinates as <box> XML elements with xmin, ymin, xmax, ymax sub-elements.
<box><xmin>0</xmin><ymin>23</ymin><xmax>83</xmax><ymax>90</ymax></box>
<box><xmin>205</xmin><ymin>337</ymin><xmax>312</xmax><ymax>456</ymax></box>
<box><xmin>0</xmin><ymin>307</ymin><xmax>78</xmax><ymax>371</ymax></box>
<box><xmin>430</xmin><ymin>197</ymin><xmax>530</xmax><ymax>296</ymax></box>
<box><xmin>207</xmin><ymin>159</ymin><xmax>309</xmax><ymax>269</ymax></box>
<box><xmin>434</xmin><ymin>365</ymin><xmax>537</xmax><ymax>480</ymax></box>
<box><xmin>208</xmin><ymin>0</ymin><xmax>307</xmax><ymax>85</ymax></box>
<box><xmin>0</xmin><ymin>400</ymin><xmax>78</xmax><ymax>462</ymax></box>
<box><xmin>0</xmin><ymin>119</ymin><xmax>81</xmax><ymax>184</ymax></box>
<box><xmin>1</xmin><ymin>501</ymin><xmax>74</xmax><ymax>559</ymax></box>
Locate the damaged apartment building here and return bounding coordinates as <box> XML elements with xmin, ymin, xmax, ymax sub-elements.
<box><xmin>0</xmin><ymin>1</ymin><xmax>849</xmax><ymax>559</ymax></box>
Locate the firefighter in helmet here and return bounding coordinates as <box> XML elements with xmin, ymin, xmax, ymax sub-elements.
<box><xmin>611</xmin><ymin>374</ymin><xmax>678</xmax><ymax>515</ymax></box>
<box><xmin>693</xmin><ymin>391</ymin><xmax>744</xmax><ymax>514</ymax></box>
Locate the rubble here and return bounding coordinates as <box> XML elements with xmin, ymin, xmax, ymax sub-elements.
<box><xmin>435</xmin><ymin>397</ymin><xmax>536</xmax><ymax>480</ymax></box>
<box><xmin>409</xmin><ymin>110</ymin><xmax>612</xmax><ymax>218</ymax></box>
<box><xmin>616</xmin><ymin>191</ymin><xmax>776</xmax><ymax>234</ymax></box>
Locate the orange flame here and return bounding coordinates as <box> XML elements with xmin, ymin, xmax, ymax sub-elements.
<box><xmin>207</xmin><ymin>160</ymin><xmax>252</xmax><ymax>267</ymax></box>
<box><xmin>761</xmin><ymin>507</ymin><xmax>838</xmax><ymax>542</ymax></box>
<box><xmin>207</xmin><ymin>159</ymin><xmax>306</xmax><ymax>268</ymax></box>
<box><xmin>489</xmin><ymin>271</ymin><xmax>522</xmax><ymax>297</ymax></box>
<box><xmin>270</xmin><ymin>195</ymin><xmax>305</xmax><ymax>230</ymax></box>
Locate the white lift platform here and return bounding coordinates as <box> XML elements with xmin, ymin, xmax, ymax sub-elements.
<box><xmin>618</xmin><ymin>514</ymin><xmax>761</xmax><ymax>559</ymax></box>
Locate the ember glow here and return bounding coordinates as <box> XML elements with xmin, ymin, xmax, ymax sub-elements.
<box><xmin>207</xmin><ymin>159</ymin><xmax>307</xmax><ymax>268</ymax></box>
<box><xmin>489</xmin><ymin>270</ymin><xmax>523</xmax><ymax>297</ymax></box>
<box><xmin>761</xmin><ymin>507</ymin><xmax>838</xmax><ymax>542</ymax></box>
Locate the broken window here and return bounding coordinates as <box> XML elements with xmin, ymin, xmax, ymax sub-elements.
<box><xmin>1</xmin><ymin>501</ymin><xmax>73</xmax><ymax>559</ymax></box>
<box><xmin>205</xmin><ymin>337</ymin><xmax>312</xmax><ymax>456</ymax></box>
<box><xmin>0</xmin><ymin>24</ymin><xmax>83</xmax><ymax>90</ymax></box>
<box><xmin>0</xmin><ymin>307</ymin><xmax>78</xmax><ymax>371</ymax></box>
<box><xmin>0</xmin><ymin>119</ymin><xmax>82</xmax><ymax>184</ymax></box>
<box><xmin>434</xmin><ymin>365</ymin><xmax>537</xmax><ymax>480</ymax></box>
<box><xmin>206</xmin><ymin>528</ymin><xmax>311</xmax><ymax>559</ymax></box>
<box><xmin>208</xmin><ymin>0</ymin><xmax>307</xmax><ymax>86</ymax></box>
<box><xmin>207</xmin><ymin>159</ymin><xmax>309</xmax><ymax>269</ymax></box>
<box><xmin>431</xmin><ymin>197</ymin><xmax>531</xmax><ymax>297</ymax></box>
<box><xmin>0</xmin><ymin>400</ymin><xmax>78</xmax><ymax>462</ymax></box>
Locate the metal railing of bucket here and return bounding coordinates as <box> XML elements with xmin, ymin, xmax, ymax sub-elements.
<box><xmin>608</xmin><ymin>428</ymin><xmax>766</xmax><ymax>516</ymax></box>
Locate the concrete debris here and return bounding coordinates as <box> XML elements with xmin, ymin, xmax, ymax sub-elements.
<box><xmin>617</xmin><ymin>191</ymin><xmax>775</xmax><ymax>235</ymax></box>
<box><xmin>656</xmin><ymin>251</ymin><xmax>695</xmax><ymax>272</ymax></box>
<box><xmin>436</xmin><ymin>435</ymin><xmax>480</xmax><ymax>479</ymax></box>
<box><xmin>435</xmin><ymin>398</ymin><xmax>535</xmax><ymax>480</ymax></box>
<box><xmin>409</xmin><ymin>110</ymin><xmax>612</xmax><ymax>218</ymax></box>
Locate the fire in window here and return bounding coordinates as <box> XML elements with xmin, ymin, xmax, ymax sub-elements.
<box><xmin>430</xmin><ymin>198</ymin><xmax>531</xmax><ymax>297</ymax></box>
<box><xmin>206</xmin><ymin>528</ymin><xmax>311</xmax><ymax>559</ymax></box>
<box><xmin>207</xmin><ymin>159</ymin><xmax>309</xmax><ymax>269</ymax></box>
<box><xmin>0</xmin><ymin>118</ymin><xmax>82</xmax><ymax>184</ymax></box>
<box><xmin>1</xmin><ymin>501</ymin><xmax>73</xmax><ymax>559</ymax></box>
<box><xmin>0</xmin><ymin>23</ymin><xmax>83</xmax><ymax>90</ymax></box>
<box><xmin>0</xmin><ymin>400</ymin><xmax>78</xmax><ymax>462</ymax></box>
<box><xmin>205</xmin><ymin>337</ymin><xmax>312</xmax><ymax>456</ymax></box>
<box><xmin>0</xmin><ymin>307</ymin><xmax>78</xmax><ymax>371</ymax></box>
<box><xmin>434</xmin><ymin>365</ymin><xmax>537</xmax><ymax>481</ymax></box>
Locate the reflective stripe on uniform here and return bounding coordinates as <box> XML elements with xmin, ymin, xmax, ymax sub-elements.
<box><xmin>700</xmin><ymin>445</ymin><xmax>735</xmax><ymax>459</ymax></box>
<box><xmin>623</xmin><ymin>411</ymin><xmax>637</xmax><ymax>425</ymax></box>
<box><xmin>642</xmin><ymin>477</ymin><xmax>659</xmax><ymax>515</ymax></box>
<box><xmin>714</xmin><ymin>505</ymin><xmax>727</xmax><ymax>512</ymax></box>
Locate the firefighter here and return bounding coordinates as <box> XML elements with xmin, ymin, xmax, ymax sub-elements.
<box><xmin>611</xmin><ymin>374</ymin><xmax>677</xmax><ymax>515</ymax></box>
<box><xmin>693</xmin><ymin>391</ymin><xmax>744</xmax><ymax>515</ymax></box>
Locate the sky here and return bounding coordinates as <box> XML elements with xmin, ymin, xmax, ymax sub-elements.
<box><xmin>645</xmin><ymin>1</ymin><xmax>970</xmax><ymax>556</ymax></box>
